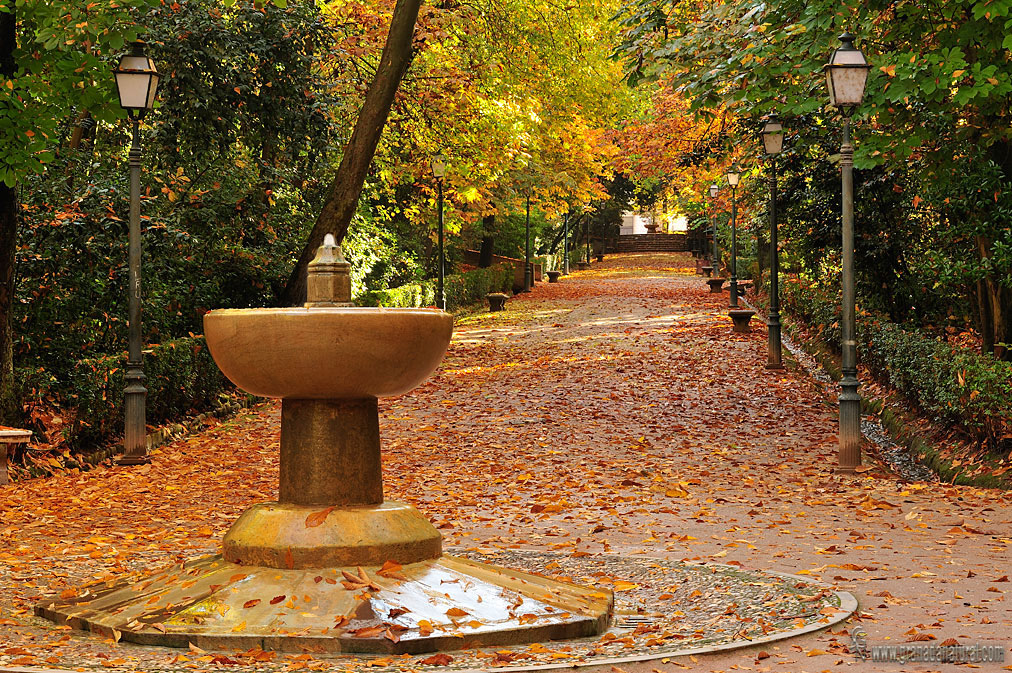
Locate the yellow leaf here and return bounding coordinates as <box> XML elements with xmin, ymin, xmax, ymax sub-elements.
<box><xmin>231</xmin><ymin>620</ymin><xmax>246</xmax><ymax>632</ymax></box>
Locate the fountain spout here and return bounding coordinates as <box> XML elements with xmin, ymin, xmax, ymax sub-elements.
<box><xmin>305</xmin><ymin>233</ymin><xmax>353</xmax><ymax>307</ymax></box>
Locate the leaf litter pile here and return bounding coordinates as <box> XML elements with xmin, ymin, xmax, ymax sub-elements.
<box><xmin>2</xmin><ymin>252</ymin><xmax>1011</xmax><ymax>672</ymax></box>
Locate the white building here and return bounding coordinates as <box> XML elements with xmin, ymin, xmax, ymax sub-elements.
<box><xmin>620</xmin><ymin>211</ymin><xmax>687</xmax><ymax>235</ymax></box>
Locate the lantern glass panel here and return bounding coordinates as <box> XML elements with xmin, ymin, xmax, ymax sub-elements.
<box><xmin>827</xmin><ymin>65</ymin><xmax>869</xmax><ymax>108</ymax></box>
<box><xmin>114</xmin><ymin>52</ymin><xmax>159</xmax><ymax>112</ymax></box>
<box><xmin>762</xmin><ymin>120</ymin><xmax>784</xmax><ymax>154</ymax></box>
<box><xmin>431</xmin><ymin>155</ymin><xmax>447</xmax><ymax>179</ymax></box>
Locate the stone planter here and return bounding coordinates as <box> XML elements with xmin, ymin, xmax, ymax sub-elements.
<box><xmin>577</xmin><ymin>261</ymin><xmax>591</xmax><ymax>270</ymax></box>
<box><xmin>645</xmin><ymin>223</ymin><xmax>659</xmax><ymax>234</ymax></box>
<box><xmin>702</xmin><ymin>266</ymin><xmax>714</xmax><ymax>278</ymax></box>
<box><xmin>596</xmin><ymin>253</ymin><xmax>604</xmax><ymax>262</ymax></box>
<box><xmin>547</xmin><ymin>270</ymin><xmax>561</xmax><ymax>283</ymax></box>
<box><xmin>728</xmin><ymin>309</ymin><xmax>756</xmax><ymax>333</ymax></box>
<box><xmin>487</xmin><ymin>292</ymin><xmax>509</xmax><ymax>311</ymax></box>
<box><xmin>706</xmin><ymin>278</ymin><xmax>726</xmax><ymax>293</ymax></box>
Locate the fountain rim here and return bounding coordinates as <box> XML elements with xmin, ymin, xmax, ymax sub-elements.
<box><xmin>204</xmin><ymin>306</ymin><xmax>450</xmax><ymax>316</ymax></box>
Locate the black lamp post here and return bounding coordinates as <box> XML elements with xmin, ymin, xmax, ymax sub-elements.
<box><xmin>524</xmin><ymin>188</ymin><xmax>533</xmax><ymax>292</ymax></box>
<box><xmin>562</xmin><ymin>211</ymin><xmax>570</xmax><ymax>275</ymax></box>
<box><xmin>431</xmin><ymin>154</ymin><xmax>447</xmax><ymax>310</ymax></box>
<box><xmin>824</xmin><ymin>32</ymin><xmax>871</xmax><ymax>472</ymax></box>
<box><xmin>708</xmin><ymin>184</ymin><xmax>720</xmax><ymax>273</ymax></box>
<box><xmin>725</xmin><ymin>166</ymin><xmax>741</xmax><ymax>308</ymax></box>
<box><xmin>762</xmin><ymin>115</ymin><xmax>785</xmax><ymax>370</ymax></box>
<box><xmin>113</xmin><ymin>41</ymin><xmax>160</xmax><ymax>466</ymax></box>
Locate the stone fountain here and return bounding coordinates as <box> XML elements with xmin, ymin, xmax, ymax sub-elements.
<box><xmin>37</xmin><ymin>235</ymin><xmax>612</xmax><ymax>654</ymax></box>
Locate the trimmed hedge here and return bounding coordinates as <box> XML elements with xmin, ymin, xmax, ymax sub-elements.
<box><xmin>778</xmin><ymin>280</ymin><xmax>1012</xmax><ymax>452</ymax></box>
<box><xmin>23</xmin><ymin>336</ymin><xmax>232</xmax><ymax>451</ymax></box>
<box><xmin>356</xmin><ymin>263</ymin><xmax>513</xmax><ymax>310</ymax></box>
<box><xmin>862</xmin><ymin>322</ymin><xmax>1012</xmax><ymax>452</ymax></box>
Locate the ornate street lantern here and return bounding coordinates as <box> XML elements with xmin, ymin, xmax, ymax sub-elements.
<box><xmin>113</xmin><ymin>42</ymin><xmax>160</xmax><ymax>119</ymax></box>
<box><xmin>762</xmin><ymin>115</ymin><xmax>784</xmax><ymax>155</ymax></box>
<box><xmin>824</xmin><ymin>33</ymin><xmax>870</xmax><ymax>110</ymax></box>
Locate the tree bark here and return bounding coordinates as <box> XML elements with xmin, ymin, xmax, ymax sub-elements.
<box><xmin>478</xmin><ymin>215</ymin><xmax>495</xmax><ymax>267</ymax></box>
<box><xmin>975</xmin><ymin>235</ymin><xmax>1012</xmax><ymax>361</ymax></box>
<box><xmin>280</xmin><ymin>0</ymin><xmax>422</xmax><ymax>306</ymax></box>
<box><xmin>0</xmin><ymin>8</ymin><xmax>19</xmax><ymax>424</ymax></box>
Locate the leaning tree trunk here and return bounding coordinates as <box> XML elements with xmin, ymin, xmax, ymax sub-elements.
<box><xmin>0</xmin><ymin>9</ymin><xmax>20</xmax><ymax>425</ymax></box>
<box><xmin>281</xmin><ymin>0</ymin><xmax>422</xmax><ymax>306</ymax></box>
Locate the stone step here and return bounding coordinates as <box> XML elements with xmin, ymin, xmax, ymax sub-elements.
<box><xmin>616</xmin><ymin>234</ymin><xmax>688</xmax><ymax>253</ymax></box>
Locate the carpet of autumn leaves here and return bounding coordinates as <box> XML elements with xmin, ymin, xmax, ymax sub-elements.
<box><xmin>2</xmin><ymin>252</ymin><xmax>1011</xmax><ymax>672</ymax></box>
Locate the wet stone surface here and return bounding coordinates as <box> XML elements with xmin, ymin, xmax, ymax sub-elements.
<box><xmin>6</xmin><ymin>550</ymin><xmax>852</xmax><ymax>672</ymax></box>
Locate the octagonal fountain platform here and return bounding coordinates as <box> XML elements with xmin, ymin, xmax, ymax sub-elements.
<box><xmin>36</xmin><ymin>236</ymin><xmax>612</xmax><ymax>653</ymax></box>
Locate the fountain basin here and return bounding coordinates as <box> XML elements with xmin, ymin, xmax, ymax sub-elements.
<box><xmin>204</xmin><ymin>308</ymin><xmax>453</xmax><ymax>399</ymax></box>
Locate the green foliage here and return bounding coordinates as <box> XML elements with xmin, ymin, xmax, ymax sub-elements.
<box><xmin>0</xmin><ymin>0</ymin><xmax>160</xmax><ymax>186</ymax></box>
<box><xmin>356</xmin><ymin>264</ymin><xmax>513</xmax><ymax>311</ymax></box>
<box><xmin>14</xmin><ymin>0</ymin><xmax>338</xmax><ymax>376</ymax></box>
<box><xmin>7</xmin><ymin>0</ymin><xmax>338</xmax><ymax>453</ymax></box>
<box><xmin>614</xmin><ymin>0</ymin><xmax>1012</xmax><ymax>171</ymax></box>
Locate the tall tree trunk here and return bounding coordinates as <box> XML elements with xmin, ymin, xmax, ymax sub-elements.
<box><xmin>983</xmin><ymin>139</ymin><xmax>1012</xmax><ymax>360</ymax></box>
<box><xmin>281</xmin><ymin>0</ymin><xmax>422</xmax><ymax>306</ymax></box>
<box><xmin>478</xmin><ymin>215</ymin><xmax>495</xmax><ymax>267</ymax></box>
<box><xmin>975</xmin><ymin>235</ymin><xmax>1012</xmax><ymax>361</ymax></box>
<box><xmin>0</xmin><ymin>8</ymin><xmax>19</xmax><ymax>424</ymax></box>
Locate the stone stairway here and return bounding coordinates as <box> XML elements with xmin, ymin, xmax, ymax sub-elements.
<box><xmin>616</xmin><ymin>233</ymin><xmax>688</xmax><ymax>253</ymax></box>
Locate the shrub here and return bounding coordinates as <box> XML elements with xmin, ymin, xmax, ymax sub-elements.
<box><xmin>356</xmin><ymin>263</ymin><xmax>513</xmax><ymax>310</ymax></box>
<box><xmin>864</xmin><ymin>322</ymin><xmax>1012</xmax><ymax>452</ymax></box>
<box><xmin>22</xmin><ymin>336</ymin><xmax>232</xmax><ymax>451</ymax></box>
<box><xmin>779</xmin><ymin>281</ymin><xmax>1012</xmax><ymax>452</ymax></box>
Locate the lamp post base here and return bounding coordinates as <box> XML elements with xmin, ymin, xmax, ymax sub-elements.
<box><xmin>115</xmin><ymin>454</ymin><xmax>151</xmax><ymax>466</ymax></box>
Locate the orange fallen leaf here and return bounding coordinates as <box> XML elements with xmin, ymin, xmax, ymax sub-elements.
<box><xmin>305</xmin><ymin>507</ymin><xmax>336</xmax><ymax>528</ymax></box>
<box><xmin>419</xmin><ymin>653</ymin><xmax>453</xmax><ymax>666</ymax></box>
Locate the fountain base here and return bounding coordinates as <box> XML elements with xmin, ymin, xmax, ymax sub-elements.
<box><xmin>223</xmin><ymin>500</ymin><xmax>443</xmax><ymax>568</ymax></box>
<box><xmin>36</xmin><ymin>554</ymin><xmax>612</xmax><ymax>654</ymax></box>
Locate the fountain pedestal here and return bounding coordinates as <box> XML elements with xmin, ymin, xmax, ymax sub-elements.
<box><xmin>36</xmin><ymin>236</ymin><xmax>612</xmax><ymax>654</ymax></box>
